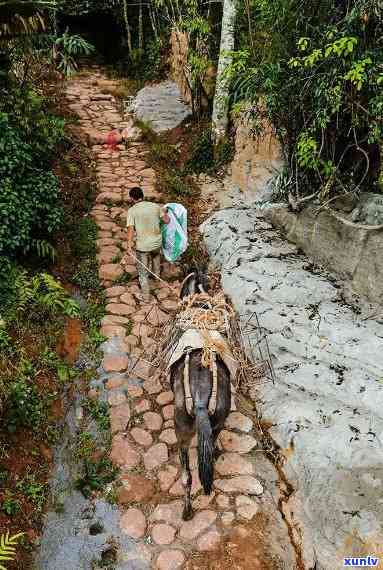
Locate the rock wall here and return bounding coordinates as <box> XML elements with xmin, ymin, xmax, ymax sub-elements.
<box><xmin>169</xmin><ymin>30</ymin><xmax>216</xmax><ymax>110</ymax></box>
<box><xmin>265</xmin><ymin>204</ymin><xmax>383</xmax><ymax>306</ymax></box>
<box><xmin>201</xmin><ymin>204</ymin><xmax>383</xmax><ymax>569</ymax></box>
<box><xmin>170</xmin><ymin>30</ymin><xmax>192</xmax><ymax>105</ymax></box>
<box><xmin>230</xmin><ymin>117</ymin><xmax>283</xmax><ymax>196</ymax></box>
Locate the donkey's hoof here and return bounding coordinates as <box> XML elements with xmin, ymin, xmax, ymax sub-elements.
<box><xmin>182</xmin><ymin>507</ymin><xmax>194</xmax><ymax>521</ymax></box>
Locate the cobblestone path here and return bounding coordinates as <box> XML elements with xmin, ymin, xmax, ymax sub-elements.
<box><xmin>64</xmin><ymin>68</ymin><xmax>278</xmax><ymax>570</ymax></box>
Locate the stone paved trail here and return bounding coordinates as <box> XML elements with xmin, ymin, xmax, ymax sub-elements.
<box><xmin>64</xmin><ymin>68</ymin><xmax>295</xmax><ymax>570</ymax></box>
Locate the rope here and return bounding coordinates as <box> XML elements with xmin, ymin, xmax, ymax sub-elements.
<box><xmin>183</xmin><ymin>350</ymin><xmax>193</xmax><ymax>416</ymax></box>
<box><xmin>208</xmin><ymin>351</ymin><xmax>218</xmax><ymax>415</ymax></box>
<box><xmin>176</xmin><ymin>292</ymin><xmax>235</xmax><ymax>333</ymax></box>
<box><xmin>122</xmin><ymin>251</ymin><xmax>177</xmax><ymax>292</ymax></box>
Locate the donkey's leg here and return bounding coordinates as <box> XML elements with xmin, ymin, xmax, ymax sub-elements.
<box><xmin>179</xmin><ymin>443</ymin><xmax>193</xmax><ymax>520</ymax></box>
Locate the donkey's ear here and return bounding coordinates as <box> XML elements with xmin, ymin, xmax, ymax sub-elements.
<box><xmin>180</xmin><ymin>272</ymin><xmax>197</xmax><ymax>299</ymax></box>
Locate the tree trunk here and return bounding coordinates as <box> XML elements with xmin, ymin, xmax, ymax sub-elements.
<box><xmin>211</xmin><ymin>0</ymin><xmax>237</xmax><ymax>145</ymax></box>
<box><xmin>139</xmin><ymin>0</ymin><xmax>144</xmax><ymax>51</ymax></box>
<box><xmin>122</xmin><ymin>0</ymin><xmax>133</xmax><ymax>55</ymax></box>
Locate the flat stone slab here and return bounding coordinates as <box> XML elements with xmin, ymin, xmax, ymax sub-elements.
<box><xmin>134</xmin><ymin>81</ymin><xmax>191</xmax><ymax>133</ymax></box>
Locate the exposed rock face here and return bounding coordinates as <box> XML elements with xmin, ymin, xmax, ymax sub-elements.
<box><xmin>201</xmin><ymin>205</ymin><xmax>383</xmax><ymax>569</ymax></box>
<box><xmin>134</xmin><ymin>81</ymin><xmax>191</xmax><ymax>133</ymax></box>
<box><xmin>231</xmin><ymin>115</ymin><xmax>283</xmax><ymax>196</ymax></box>
<box><xmin>265</xmin><ymin>202</ymin><xmax>383</xmax><ymax>306</ymax></box>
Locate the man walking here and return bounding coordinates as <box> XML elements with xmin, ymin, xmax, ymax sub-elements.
<box><xmin>125</xmin><ymin>187</ymin><xmax>169</xmax><ymax>301</ymax></box>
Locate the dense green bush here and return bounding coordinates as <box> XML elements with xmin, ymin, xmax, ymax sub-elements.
<box><xmin>0</xmin><ymin>111</ymin><xmax>63</xmax><ymax>256</ymax></box>
<box><xmin>229</xmin><ymin>0</ymin><xmax>383</xmax><ymax>201</ymax></box>
<box><xmin>185</xmin><ymin>127</ymin><xmax>234</xmax><ymax>174</ymax></box>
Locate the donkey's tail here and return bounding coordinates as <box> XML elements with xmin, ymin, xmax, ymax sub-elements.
<box><xmin>196</xmin><ymin>405</ymin><xmax>214</xmax><ymax>495</ymax></box>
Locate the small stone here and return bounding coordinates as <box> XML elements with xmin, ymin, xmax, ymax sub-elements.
<box><xmin>101</xmin><ymin>315</ymin><xmax>131</xmax><ymax>326</ymax></box>
<box><xmin>193</xmin><ymin>491</ymin><xmax>216</xmax><ymax>510</ymax></box>
<box><xmin>144</xmin><ymin>443</ymin><xmax>168</xmax><ymax>470</ymax></box>
<box><xmin>143</xmin><ymin>378</ymin><xmax>162</xmax><ymax>394</ymax></box>
<box><xmin>235</xmin><ymin>525</ymin><xmax>250</xmax><ymax>538</ymax></box>
<box><xmin>106</xmin><ymin>376</ymin><xmax>125</xmax><ymax>390</ymax></box>
<box><xmin>151</xmin><ymin>500</ymin><xmax>183</xmax><ymax>527</ymax></box>
<box><xmin>134</xmin><ymin>399</ymin><xmax>151</xmax><ymax>414</ymax></box>
<box><xmin>131</xmin><ymin>427</ymin><xmax>153</xmax><ymax>447</ymax></box>
<box><xmin>158</xmin><ymin>465</ymin><xmax>179</xmax><ymax>492</ymax></box>
<box><xmin>164</xmin><ymin>420</ymin><xmax>174</xmax><ymax>429</ymax></box>
<box><xmin>162</xmin><ymin>404</ymin><xmax>174</xmax><ymax>420</ymax></box>
<box><xmin>132</xmin><ymin>322</ymin><xmax>152</xmax><ymax>339</ymax></box>
<box><xmin>143</xmin><ymin>412</ymin><xmax>163</xmax><ymax>431</ymax></box>
<box><xmin>156</xmin><ymin>289</ymin><xmax>169</xmax><ymax>301</ymax></box>
<box><xmin>133</xmin><ymin>359</ymin><xmax>153</xmax><ymax>381</ymax></box>
<box><xmin>225</xmin><ymin>412</ymin><xmax>253</xmax><ymax>433</ymax></box>
<box><xmin>120</xmin><ymin>292</ymin><xmax>137</xmax><ymax>306</ymax></box>
<box><xmin>197</xmin><ymin>529</ymin><xmax>221</xmax><ymax>551</ymax></box>
<box><xmin>161</xmin><ymin>300</ymin><xmax>179</xmax><ymax>312</ymax></box>
<box><xmin>215</xmin><ymin>453</ymin><xmax>254</xmax><ymax>476</ymax></box>
<box><xmin>155</xmin><ymin>550</ymin><xmax>185</xmax><ymax>570</ymax></box>
<box><xmin>103</xmin><ymin>354</ymin><xmax>129</xmax><ymax>373</ymax></box>
<box><xmin>118</xmin><ymin>474</ymin><xmax>155</xmax><ymax>504</ymax></box>
<box><xmin>151</xmin><ymin>523</ymin><xmax>176</xmax><ymax>545</ymax></box>
<box><xmin>110</xmin><ymin>404</ymin><xmax>131</xmax><ymax>434</ymax></box>
<box><xmin>221</xmin><ymin>512</ymin><xmax>235</xmax><ymax>527</ymax></box>
<box><xmin>216</xmin><ymin>494</ymin><xmax>230</xmax><ymax>509</ymax></box>
<box><xmin>146</xmin><ymin>306</ymin><xmax>170</xmax><ymax>327</ymax></box>
<box><xmin>99</xmin><ymin>263</ymin><xmax>123</xmax><ymax>281</ymax></box>
<box><xmin>127</xmin><ymin>385</ymin><xmax>143</xmax><ymax>398</ymax></box>
<box><xmin>219</xmin><ymin>430</ymin><xmax>257</xmax><ymax>454</ymax></box>
<box><xmin>110</xmin><ymin>435</ymin><xmax>140</xmax><ymax>469</ymax></box>
<box><xmin>237</xmin><ymin>502</ymin><xmax>259</xmax><ymax>520</ymax></box>
<box><xmin>106</xmin><ymin>303</ymin><xmax>136</xmax><ymax>316</ymax></box>
<box><xmin>179</xmin><ymin>510</ymin><xmax>217</xmax><ymax>541</ymax></box>
<box><xmin>108</xmin><ymin>390</ymin><xmax>127</xmax><ymax>406</ymax></box>
<box><xmin>214</xmin><ymin>476</ymin><xmax>263</xmax><ymax>495</ymax></box>
<box><xmin>156</xmin><ymin>391</ymin><xmax>174</xmax><ymax>406</ymax></box>
<box><xmin>101</xmin><ymin>325</ymin><xmax>127</xmax><ymax>339</ymax></box>
<box><xmin>105</xmin><ymin>285</ymin><xmax>126</xmax><ymax>298</ymax></box>
<box><xmin>159</xmin><ymin>429</ymin><xmax>177</xmax><ymax>445</ymax></box>
<box><xmin>120</xmin><ymin>507</ymin><xmax>146</xmax><ymax>539</ymax></box>
<box><xmin>125</xmin><ymin>334</ymin><xmax>139</xmax><ymax>348</ymax></box>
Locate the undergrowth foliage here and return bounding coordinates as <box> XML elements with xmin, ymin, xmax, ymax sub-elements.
<box><xmin>229</xmin><ymin>0</ymin><xmax>383</xmax><ymax>201</ymax></box>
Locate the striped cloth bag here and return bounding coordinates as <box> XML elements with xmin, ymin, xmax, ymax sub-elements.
<box><xmin>161</xmin><ymin>203</ymin><xmax>188</xmax><ymax>262</ymax></box>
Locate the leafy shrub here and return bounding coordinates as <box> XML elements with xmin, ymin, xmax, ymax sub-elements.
<box><xmin>1</xmin><ymin>494</ymin><xmax>21</xmax><ymax>517</ymax></box>
<box><xmin>1</xmin><ymin>89</ymin><xmax>66</xmax><ymax>165</ymax></box>
<box><xmin>69</xmin><ymin>217</ymin><xmax>98</xmax><ymax>259</ymax></box>
<box><xmin>53</xmin><ymin>32</ymin><xmax>95</xmax><ymax>77</ymax></box>
<box><xmin>0</xmin><ymin>263</ymin><xmax>80</xmax><ymax>324</ymax></box>
<box><xmin>150</xmin><ymin>142</ymin><xmax>179</xmax><ymax>166</ymax></box>
<box><xmin>0</xmin><ymin>112</ymin><xmax>63</xmax><ymax>256</ymax></box>
<box><xmin>229</xmin><ymin>0</ymin><xmax>383</xmax><ymax>200</ymax></box>
<box><xmin>162</xmin><ymin>171</ymin><xmax>193</xmax><ymax>197</ymax></box>
<box><xmin>5</xmin><ymin>376</ymin><xmax>46</xmax><ymax>433</ymax></box>
<box><xmin>72</xmin><ymin>257</ymin><xmax>102</xmax><ymax>293</ymax></box>
<box><xmin>185</xmin><ymin>128</ymin><xmax>234</xmax><ymax>174</ymax></box>
<box><xmin>83</xmin><ymin>398</ymin><xmax>110</xmax><ymax>432</ymax></box>
<box><xmin>75</xmin><ymin>457</ymin><xmax>118</xmax><ymax>499</ymax></box>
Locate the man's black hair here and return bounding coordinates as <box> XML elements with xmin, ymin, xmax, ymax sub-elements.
<box><xmin>129</xmin><ymin>187</ymin><xmax>144</xmax><ymax>201</ymax></box>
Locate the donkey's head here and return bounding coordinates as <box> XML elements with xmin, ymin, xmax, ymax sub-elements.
<box><xmin>180</xmin><ymin>266</ymin><xmax>209</xmax><ymax>299</ymax></box>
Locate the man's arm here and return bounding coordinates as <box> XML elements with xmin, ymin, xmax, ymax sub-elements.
<box><xmin>161</xmin><ymin>206</ymin><xmax>170</xmax><ymax>225</ymax></box>
<box><xmin>126</xmin><ymin>225</ymin><xmax>134</xmax><ymax>251</ymax></box>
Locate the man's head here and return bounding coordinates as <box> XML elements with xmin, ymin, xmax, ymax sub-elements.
<box><xmin>129</xmin><ymin>187</ymin><xmax>144</xmax><ymax>202</ymax></box>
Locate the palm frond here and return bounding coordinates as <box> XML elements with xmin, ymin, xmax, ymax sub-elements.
<box><xmin>0</xmin><ymin>1</ymin><xmax>56</xmax><ymax>38</ymax></box>
<box><xmin>0</xmin><ymin>532</ymin><xmax>24</xmax><ymax>569</ymax></box>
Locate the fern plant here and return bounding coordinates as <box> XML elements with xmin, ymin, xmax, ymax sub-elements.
<box><xmin>0</xmin><ymin>531</ymin><xmax>24</xmax><ymax>570</ymax></box>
